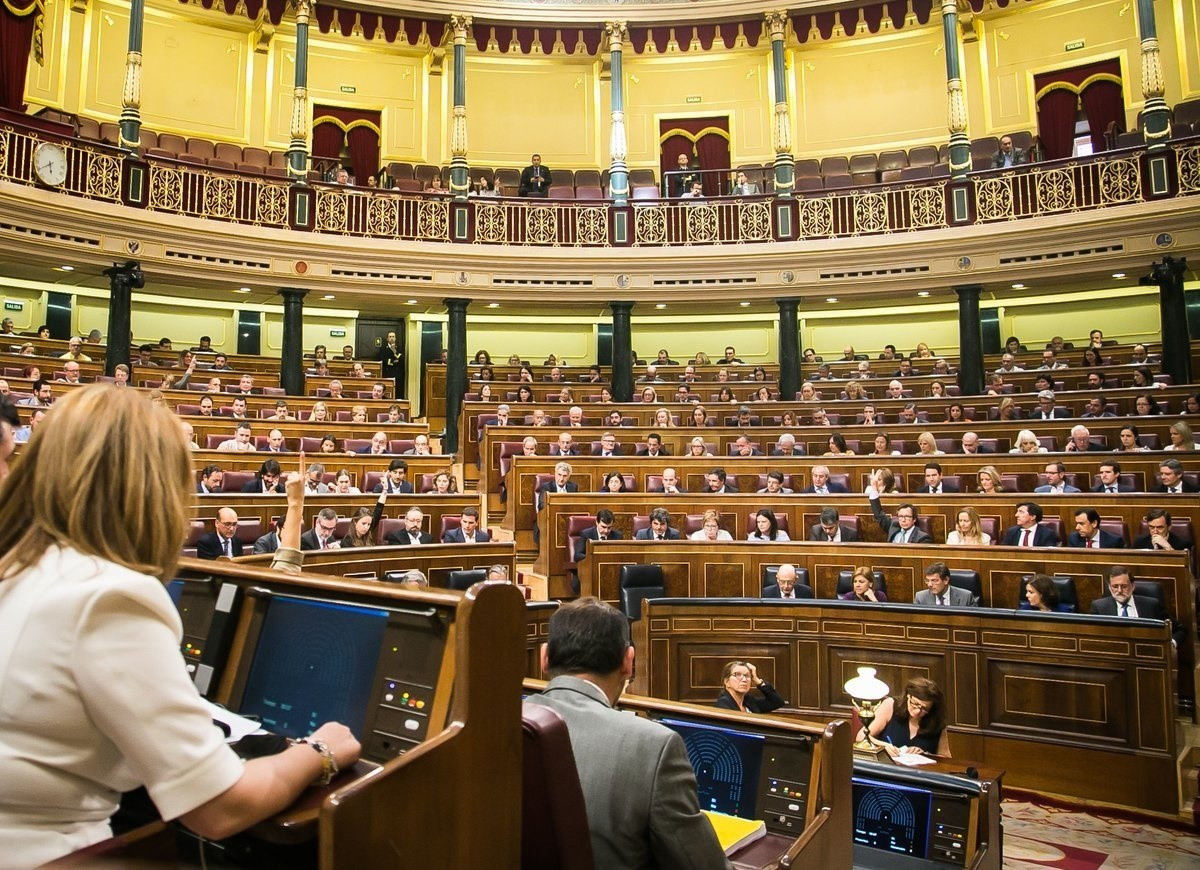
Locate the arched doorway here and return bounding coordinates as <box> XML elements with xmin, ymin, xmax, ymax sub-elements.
<box><xmin>312</xmin><ymin>105</ymin><xmax>383</xmax><ymax>183</ymax></box>
<box><xmin>658</xmin><ymin>116</ymin><xmax>730</xmax><ymax>197</ymax></box>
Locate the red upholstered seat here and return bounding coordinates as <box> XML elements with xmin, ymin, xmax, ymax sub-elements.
<box><xmin>520</xmin><ymin>703</ymin><xmax>595</xmax><ymax>870</ymax></box>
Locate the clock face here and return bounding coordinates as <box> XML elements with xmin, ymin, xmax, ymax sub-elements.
<box><xmin>33</xmin><ymin>142</ymin><xmax>68</xmax><ymax>187</ymax></box>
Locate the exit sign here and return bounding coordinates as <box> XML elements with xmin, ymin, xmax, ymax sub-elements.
<box><xmin>329</xmin><ymin>329</ymin><xmax>346</xmax><ymax>337</ymax></box>
<box><xmin>340</xmin><ymin>85</ymin><xmax>357</xmax><ymax>93</ymax></box>
<box><xmin>3</xmin><ymin>301</ymin><xmax>22</xmax><ymax>311</ymax></box>
<box><xmin>685</xmin><ymin>95</ymin><xmax>702</xmax><ymax>104</ymax></box>
<box><xmin>1065</xmin><ymin>40</ymin><xmax>1085</xmax><ymax>51</ymax></box>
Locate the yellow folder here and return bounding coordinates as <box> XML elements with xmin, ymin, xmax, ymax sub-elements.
<box><xmin>702</xmin><ymin>810</ymin><xmax>767</xmax><ymax>855</ymax></box>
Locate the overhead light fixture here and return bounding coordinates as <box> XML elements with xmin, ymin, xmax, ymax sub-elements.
<box><xmin>322</xmin><ymin>294</ymin><xmax>335</xmax><ymax>300</ymax></box>
<box><xmin>1011</xmin><ymin>283</ymin><xmax>1026</xmax><ymax>290</ymax></box>
<box><xmin>739</xmin><ymin>301</ymin><xmax>751</xmax><ymax>307</ymax></box>
<box><xmin>655</xmin><ymin>303</ymin><xmax>667</xmax><ymax>309</ymax></box>
<box><xmin>235</xmin><ymin>287</ymin><xmax>251</xmax><ymax>293</ymax></box>
<box><xmin>1112</xmin><ymin>272</ymin><xmax>1126</xmax><ymax>279</ymax></box>
<box><xmin>406</xmin><ymin>299</ymin><xmax>418</xmax><ymax>305</ymax></box>
<box><xmin>58</xmin><ymin>265</ymin><xmax>74</xmax><ymax>272</ymax></box>
<box><xmin>825</xmin><ymin>297</ymin><xmax>838</xmax><ymax>303</ymax></box>
<box><xmin>487</xmin><ymin>302</ymin><xmax>500</xmax><ymax>308</ymax></box>
<box><xmin>917</xmin><ymin>291</ymin><xmax>930</xmax><ymax>297</ymax></box>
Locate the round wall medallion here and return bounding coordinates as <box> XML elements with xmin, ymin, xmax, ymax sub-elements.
<box><xmin>1154</xmin><ymin>232</ymin><xmax>1174</xmax><ymax>248</ymax></box>
<box><xmin>294</xmin><ymin>261</ymin><xmax>309</xmax><ymax>274</ymax></box>
<box><xmin>126</xmin><ymin>240</ymin><xmax>141</xmax><ymax>255</ymax></box>
<box><xmin>780</xmin><ymin>270</ymin><xmax>795</xmax><ymax>283</ymax></box>
<box><xmin>616</xmin><ymin>274</ymin><xmax>630</xmax><ymax>288</ymax></box>
<box><xmin>956</xmin><ymin>256</ymin><xmax>973</xmax><ymax>271</ymax></box>
<box><xmin>456</xmin><ymin>271</ymin><xmax>470</xmax><ymax>284</ymax></box>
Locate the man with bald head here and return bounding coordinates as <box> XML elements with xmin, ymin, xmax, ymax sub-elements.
<box><xmin>196</xmin><ymin>508</ymin><xmax>244</xmax><ymax>559</ymax></box>
<box><xmin>762</xmin><ymin>564</ymin><xmax>812</xmax><ymax>599</ymax></box>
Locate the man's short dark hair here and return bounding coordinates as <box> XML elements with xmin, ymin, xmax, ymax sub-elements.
<box><xmin>924</xmin><ymin>462</ymin><xmax>942</xmax><ymax>474</ymax></box>
<box><xmin>545</xmin><ymin>597</ymin><xmax>631</xmax><ymax>678</ymax></box>
<box><xmin>899</xmin><ymin>502</ymin><xmax>919</xmax><ymax>518</ymax></box>
<box><xmin>31</xmin><ymin>377</ymin><xmax>48</xmax><ymax>392</ymax></box>
<box><xmin>1046</xmin><ymin>460</ymin><xmax>1066</xmax><ymax>474</ymax></box>
<box><xmin>818</xmin><ymin>506</ymin><xmax>838</xmax><ymax>525</ymax></box>
<box><xmin>646</xmin><ymin>432</ymin><xmax>662</xmax><ymax>443</ymax></box>
<box><xmin>388</xmin><ymin>458</ymin><xmax>408</xmax><ymax>472</ymax></box>
<box><xmin>1109</xmin><ymin>564</ymin><xmax>1131</xmax><ymax>581</ymax></box>
<box><xmin>766</xmin><ymin>470</ymin><xmax>785</xmax><ymax>484</ymax></box>
<box><xmin>1075</xmin><ymin>507</ymin><xmax>1100</xmax><ymax>524</ymax></box>
<box><xmin>138</xmin><ymin>343</ymin><xmax>153</xmax><ymax>353</ymax></box>
<box><xmin>1146</xmin><ymin>508</ymin><xmax>1172</xmax><ymax>524</ymax></box>
<box><xmin>1018</xmin><ymin>501</ymin><xmax>1044</xmax><ymax>522</ymax></box>
<box><xmin>596</xmin><ymin>508</ymin><xmax>615</xmax><ymax>524</ymax></box>
<box><xmin>235</xmin><ymin>422</ymin><xmax>251</xmax><ymax>433</ymax></box>
<box><xmin>461</xmin><ymin>506</ymin><xmax>480</xmax><ymax>520</ymax></box>
<box><xmin>260</xmin><ymin>458</ymin><xmax>282</xmax><ymax>477</ymax></box>
<box><xmin>317</xmin><ymin>507</ymin><xmax>338</xmax><ymax>522</ymax></box>
<box><xmin>200</xmin><ymin>335</ymin><xmax>211</xmax><ymax>343</ymax></box>
<box><xmin>708</xmin><ymin>468</ymin><xmax>727</xmax><ymax>483</ymax></box>
<box><xmin>925</xmin><ymin>562</ymin><xmax>949</xmax><ymax>581</ymax></box>
<box><xmin>1100</xmin><ymin>460</ymin><xmax>1120</xmax><ymax>473</ymax></box>
<box><xmin>649</xmin><ymin>507</ymin><xmax>671</xmax><ymax>525</ymax></box>
<box><xmin>1161</xmin><ymin>458</ymin><xmax>1184</xmax><ymax>475</ymax></box>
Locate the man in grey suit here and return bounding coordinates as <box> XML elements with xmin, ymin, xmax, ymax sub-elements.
<box><xmin>914</xmin><ymin>562</ymin><xmax>977</xmax><ymax>606</ymax></box>
<box><xmin>529</xmin><ymin>598</ymin><xmax>730</xmax><ymax>870</ymax></box>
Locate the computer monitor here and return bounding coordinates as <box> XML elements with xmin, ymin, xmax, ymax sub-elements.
<box><xmin>851</xmin><ymin>764</ymin><xmax>978</xmax><ymax>868</ymax></box>
<box><xmin>238</xmin><ymin>596</ymin><xmax>390</xmax><ymax>739</ymax></box>
<box><xmin>165</xmin><ymin>576</ymin><xmax>240</xmax><ymax>695</ymax></box>
<box><xmin>658</xmin><ymin>716</ymin><xmax>813</xmax><ymax>835</ymax></box>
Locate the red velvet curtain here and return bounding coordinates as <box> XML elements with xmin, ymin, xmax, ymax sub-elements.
<box><xmin>1035</xmin><ymin>89</ymin><xmax>1078</xmax><ymax>160</ymax></box>
<box><xmin>658</xmin><ymin>116</ymin><xmax>731</xmax><ymax>196</ymax></box>
<box><xmin>0</xmin><ymin>3</ymin><xmax>38</xmax><ymax>111</ymax></box>
<box><xmin>1080</xmin><ymin>79</ymin><xmax>1124</xmax><ymax>153</ymax></box>
<box><xmin>312</xmin><ymin>104</ymin><xmax>381</xmax><ymax>181</ymax></box>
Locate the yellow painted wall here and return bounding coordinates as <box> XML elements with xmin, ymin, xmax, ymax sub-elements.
<box><xmin>466</xmin><ymin>320</ymin><xmax>597</xmax><ymax>364</ymax></box>
<box><xmin>0</xmin><ymin>286</ymin><xmax>47</xmax><ymax>333</ymax></box>
<box><xmin>457</xmin><ymin>54</ymin><xmax>601</xmax><ymax>167</ymax></box>
<box><xmin>24</xmin><ymin>0</ymin><xmax>1197</xmax><ymax>161</ymax></box>
<box><xmin>263</xmin><ymin>314</ymin><xmax>359</xmax><ymax>354</ymax></box>
<box><xmin>622</xmin><ymin>52</ymin><xmax>772</xmax><ymax>167</ymax></box>
<box><xmin>631</xmin><ymin>319</ymin><xmax>778</xmax><ymax>363</ymax></box>
<box><xmin>790</xmin><ymin>28</ymin><xmax>948</xmax><ymax>155</ymax></box>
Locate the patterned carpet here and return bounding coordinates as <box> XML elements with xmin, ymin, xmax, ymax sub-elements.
<box><xmin>1003</xmin><ymin>793</ymin><xmax>1200</xmax><ymax>869</ymax></box>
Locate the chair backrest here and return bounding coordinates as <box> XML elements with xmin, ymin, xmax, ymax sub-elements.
<box><xmin>447</xmin><ymin>568</ymin><xmax>488</xmax><ymax>591</ymax></box>
<box><xmin>520</xmin><ymin>703</ymin><xmax>595</xmax><ymax>870</ymax></box>
<box><xmin>948</xmin><ymin>569</ymin><xmax>982</xmax><ymax>604</ymax></box>
<box><xmin>619</xmin><ymin>564</ymin><xmax>664</xmax><ymax>621</ymax></box>
<box><xmin>234</xmin><ymin>518</ymin><xmax>264</xmax><ymax>544</ymax></box>
<box><xmin>760</xmin><ymin>564</ymin><xmax>811</xmax><ymax>590</ymax></box>
<box><xmin>835</xmin><ymin>569</ymin><xmax>888</xmax><ymax>597</ymax></box>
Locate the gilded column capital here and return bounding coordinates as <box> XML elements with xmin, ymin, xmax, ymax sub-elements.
<box><xmin>293</xmin><ymin>0</ymin><xmax>311</xmax><ymax>26</ymax></box>
<box><xmin>605</xmin><ymin>20</ymin><xmax>627</xmax><ymax>52</ymax></box>
<box><xmin>450</xmin><ymin>105</ymin><xmax>469</xmax><ymax>158</ymax></box>
<box><xmin>121</xmin><ymin>50</ymin><xmax>142</xmax><ymax>111</ymax></box>
<box><xmin>941</xmin><ymin>0</ymin><xmax>958</xmax><ymax>16</ymax></box>
<box><xmin>290</xmin><ymin>85</ymin><xmax>309</xmax><ymax>142</ymax></box>
<box><xmin>946</xmin><ymin>77</ymin><xmax>967</xmax><ymax>135</ymax></box>
<box><xmin>450</xmin><ymin>13</ymin><xmax>472</xmax><ymax>44</ymax></box>
<box><xmin>1140</xmin><ymin>37</ymin><xmax>1165</xmax><ymax>99</ymax></box>
<box><xmin>765</xmin><ymin>10</ymin><xmax>788</xmax><ymax>41</ymax></box>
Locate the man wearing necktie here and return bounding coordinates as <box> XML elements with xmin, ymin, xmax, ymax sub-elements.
<box><xmin>867</xmin><ymin>485</ymin><xmax>932</xmax><ymax>544</ymax></box>
<box><xmin>1067</xmin><ymin>508</ymin><xmax>1125</xmax><ymax>549</ymax></box>
<box><xmin>1154</xmin><ymin>459</ymin><xmax>1199</xmax><ymax>494</ymax></box>
<box><xmin>1089</xmin><ymin>566</ymin><xmax>1185</xmax><ymax>646</ymax></box>
<box><xmin>194</xmin><ymin>508</ymin><xmax>245</xmax><ymax>560</ymax></box>
<box><xmin>803</xmin><ymin>465</ymin><xmax>847</xmax><ymax>495</ymax></box>
<box><xmin>300</xmin><ymin>508</ymin><xmax>340</xmax><ymax>550</ymax></box>
<box><xmin>914</xmin><ymin>562</ymin><xmax>977</xmax><ymax>606</ymax></box>
<box><xmin>1001</xmin><ymin>502</ymin><xmax>1060</xmax><ymax>547</ymax></box>
<box><xmin>518</xmin><ymin>153</ymin><xmax>552</xmax><ymax>197</ymax></box>
<box><xmin>633</xmin><ymin>507</ymin><xmax>681</xmax><ymax>540</ymax></box>
<box><xmin>762</xmin><ymin>564</ymin><xmax>809</xmax><ymax>599</ymax></box>
<box><xmin>1091</xmin><ymin>461</ymin><xmax>1136</xmax><ymax>494</ymax></box>
<box><xmin>916</xmin><ymin>462</ymin><xmax>960</xmax><ymax>494</ymax></box>
<box><xmin>1034</xmin><ymin>461</ymin><xmax>1081</xmax><ymax>495</ymax></box>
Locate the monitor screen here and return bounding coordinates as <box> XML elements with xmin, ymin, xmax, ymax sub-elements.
<box><xmin>660</xmin><ymin>717</ymin><xmax>765</xmax><ymax>819</ymax></box>
<box><xmin>239</xmin><ymin>595</ymin><xmax>390</xmax><ymax>739</ymax></box>
<box><xmin>852</xmin><ymin>774</ymin><xmax>933</xmax><ymax>858</ymax></box>
<box><xmin>166</xmin><ymin>578</ymin><xmax>218</xmax><ymax>670</ymax></box>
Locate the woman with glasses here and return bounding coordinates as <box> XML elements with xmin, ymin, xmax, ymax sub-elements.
<box><xmin>859</xmin><ymin>676</ymin><xmax>949</xmax><ymax>757</ymax></box>
<box><xmin>714</xmin><ymin>661</ymin><xmax>787</xmax><ymax>714</ymax></box>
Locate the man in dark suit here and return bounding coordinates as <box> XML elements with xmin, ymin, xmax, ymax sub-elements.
<box><xmin>1131</xmin><ymin>509</ymin><xmax>1191</xmax><ymax>552</ymax></box>
<box><xmin>355</xmin><ymin>431</ymin><xmax>392</xmax><ymax>455</ymax></box>
<box><xmin>595</xmin><ymin>431</ymin><xmax>623</xmax><ymax>458</ymax></box>
<box><xmin>527</xmin><ymin>599</ymin><xmax>728</xmax><ymax>869</ymax></box>
<box><xmin>1080</xmin><ymin>396</ymin><xmax>1116</xmax><ymax>418</ymax></box>
<box><xmin>867</xmin><ymin>489</ymin><xmax>933</xmax><ymax>544</ymax></box>
<box><xmin>646</xmin><ymin>467</ymin><xmax>685</xmax><ymax>495</ymax></box>
<box><xmin>1092</xmin><ymin>461</ymin><xmax>1135</xmax><ymax>493</ymax></box>
<box><xmin>373</xmin><ymin>458</ymin><xmax>414</xmax><ymax>494</ymax></box>
<box><xmin>195</xmin><ymin>508</ymin><xmax>244</xmax><ymax>559</ymax></box>
<box><xmin>1034</xmin><ymin>460</ymin><xmax>1080</xmax><ymax>494</ymax></box>
<box><xmin>636</xmin><ymin>433</ymin><xmax>670</xmax><ymax>458</ymax></box>
<box><xmin>801</xmin><ymin>465</ymin><xmax>847</xmax><ymax>495</ymax></box>
<box><xmin>915</xmin><ymin>462</ymin><xmax>960</xmax><ymax>494</ymax></box>
<box><xmin>442</xmin><ymin>507</ymin><xmax>491</xmax><ymax>543</ymax></box>
<box><xmin>1152</xmin><ymin>459</ymin><xmax>1199</xmax><ymax>494</ymax></box>
<box><xmin>300</xmin><ymin>507</ymin><xmax>340</xmax><ymax>550</ymax></box>
<box><xmin>704</xmin><ymin>467</ymin><xmax>737</xmax><ymax>494</ymax></box>
<box><xmin>384</xmin><ymin>506</ymin><xmax>434</xmax><ymax>545</ymax></box>
<box><xmin>554</xmin><ymin>432</ymin><xmax>580</xmax><ymax>456</ymax></box>
<box><xmin>808</xmin><ymin>507</ymin><xmax>858</xmax><ymax>543</ymax></box>
<box><xmin>1090</xmin><ymin>566</ymin><xmax>1186</xmax><ymax>647</ymax></box>
<box><xmin>772</xmin><ymin>433</ymin><xmax>804</xmax><ymax>456</ymax></box>
<box><xmin>1067</xmin><ymin>507</ymin><xmax>1125</xmax><ymax>549</ymax></box>
<box><xmin>573</xmin><ymin>508</ymin><xmax>624</xmax><ymax>564</ymax></box>
<box><xmin>731</xmin><ymin>435</ymin><xmax>761</xmax><ymax>457</ymax></box>
<box><xmin>1029</xmin><ymin>390</ymin><xmax>1066</xmax><ymax>421</ymax></box>
<box><xmin>633</xmin><ymin>507</ymin><xmax>682</xmax><ymax>540</ymax></box>
<box><xmin>537</xmin><ymin>461</ymin><xmax>579</xmax><ymax>510</ymax></box>
<box><xmin>197</xmin><ymin>464</ymin><xmax>224</xmax><ymax>494</ymax></box>
<box><xmin>762</xmin><ymin>564</ymin><xmax>812</xmax><ymax>599</ymax></box>
<box><xmin>913</xmin><ymin>562</ymin><xmax>977</xmax><ymax>606</ymax></box>
<box><xmin>1001</xmin><ymin>502</ymin><xmax>1061</xmax><ymax>547</ymax></box>
<box><xmin>959</xmin><ymin>432</ymin><xmax>993</xmax><ymax>455</ymax></box>
<box><xmin>1064</xmin><ymin>424</ymin><xmax>1106</xmax><ymax>452</ymax></box>
<box><xmin>241</xmin><ymin>458</ymin><xmax>286</xmax><ymax>494</ymax></box>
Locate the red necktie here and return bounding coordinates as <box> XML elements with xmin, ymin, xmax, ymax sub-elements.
<box><xmin>1021</xmin><ymin>530</ymin><xmax>1030</xmax><ymax>547</ymax></box>
<box><xmin>1085</xmin><ymin>539</ymin><xmax>1092</xmax><ymax>548</ymax></box>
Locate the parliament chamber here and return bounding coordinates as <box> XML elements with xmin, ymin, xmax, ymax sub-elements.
<box><xmin>1</xmin><ymin>0</ymin><xmax>1199</xmax><ymax>865</ymax></box>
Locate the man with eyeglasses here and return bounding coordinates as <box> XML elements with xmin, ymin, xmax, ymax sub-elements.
<box><xmin>300</xmin><ymin>508</ymin><xmax>341</xmax><ymax>551</ymax></box>
<box><xmin>866</xmin><ymin>482</ymin><xmax>932</xmax><ymax>544</ymax></box>
<box><xmin>1090</xmin><ymin>566</ymin><xmax>1185</xmax><ymax>647</ymax></box>
<box><xmin>196</xmin><ymin>508</ymin><xmax>243</xmax><ymax>559</ymax></box>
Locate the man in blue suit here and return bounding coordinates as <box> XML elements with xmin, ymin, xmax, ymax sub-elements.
<box><xmin>442</xmin><ymin>507</ymin><xmax>491</xmax><ymax>543</ymax></box>
<box><xmin>1001</xmin><ymin>502</ymin><xmax>1061</xmax><ymax>547</ymax></box>
<box><xmin>1067</xmin><ymin>508</ymin><xmax>1125</xmax><ymax>549</ymax></box>
<box><xmin>633</xmin><ymin>507</ymin><xmax>682</xmax><ymax>541</ymax></box>
<box><xmin>1034</xmin><ymin>461</ymin><xmax>1081</xmax><ymax>494</ymax></box>
<box><xmin>573</xmin><ymin>509</ymin><xmax>624</xmax><ymax>564</ymax></box>
<box><xmin>762</xmin><ymin>564</ymin><xmax>812</xmax><ymax>599</ymax></box>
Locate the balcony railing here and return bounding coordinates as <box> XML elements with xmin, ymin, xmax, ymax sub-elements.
<box><xmin>1</xmin><ymin>119</ymin><xmax>1196</xmax><ymax>249</ymax></box>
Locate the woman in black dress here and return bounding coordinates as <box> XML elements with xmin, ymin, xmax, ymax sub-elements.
<box><xmin>713</xmin><ymin>661</ymin><xmax>787</xmax><ymax>714</ymax></box>
<box><xmin>861</xmin><ymin>676</ymin><xmax>949</xmax><ymax>757</ymax></box>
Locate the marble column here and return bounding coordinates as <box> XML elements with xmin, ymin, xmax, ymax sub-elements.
<box><xmin>766</xmin><ymin>11</ymin><xmax>795</xmax><ymax>196</ymax></box>
<box><xmin>1149</xmin><ymin>257</ymin><xmax>1192</xmax><ymax>385</ymax></box>
<box><xmin>609</xmin><ymin>301</ymin><xmax>634</xmax><ymax>402</ymax></box>
<box><xmin>777</xmin><ymin>297</ymin><xmax>800</xmax><ymax>399</ymax></box>
<box><xmin>443</xmin><ymin>298</ymin><xmax>470</xmax><ymax>454</ymax></box>
<box><xmin>449</xmin><ymin>14</ymin><xmax>472</xmax><ymax>200</ymax></box>
<box><xmin>954</xmin><ymin>284</ymin><xmax>984</xmax><ymax>395</ymax></box>
<box><xmin>279</xmin><ymin>288</ymin><xmax>308</xmax><ymax>396</ymax></box>
<box><xmin>286</xmin><ymin>0</ymin><xmax>312</xmax><ymax>180</ymax></box>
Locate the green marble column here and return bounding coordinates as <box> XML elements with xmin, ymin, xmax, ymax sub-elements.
<box><xmin>1135</xmin><ymin>0</ymin><xmax>1171</xmax><ymax>148</ymax></box>
<box><xmin>449</xmin><ymin>14</ymin><xmax>472</xmax><ymax>200</ymax></box>
<box><xmin>606</xmin><ymin>21</ymin><xmax>630</xmax><ymax>205</ymax></box>
<box><xmin>766</xmin><ymin>11</ymin><xmax>794</xmax><ymax>197</ymax></box>
<box><xmin>286</xmin><ymin>0</ymin><xmax>312</xmax><ymax>180</ymax></box>
<box><xmin>940</xmin><ymin>0</ymin><xmax>970</xmax><ymax>178</ymax></box>
<box><xmin>117</xmin><ymin>0</ymin><xmax>145</xmax><ymax>150</ymax></box>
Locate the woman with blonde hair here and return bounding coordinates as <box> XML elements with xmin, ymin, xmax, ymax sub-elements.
<box><xmin>654</xmin><ymin>407</ymin><xmax>678</xmax><ymax>428</ymax></box>
<box><xmin>310</xmin><ymin>400</ymin><xmax>330</xmax><ymax>423</ymax></box>
<box><xmin>687</xmin><ymin>436</ymin><xmax>714</xmax><ymax>457</ymax></box>
<box><xmin>869</xmin><ymin>467</ymin><xmax>900</xmax><ymax>494</ymax></box>
<box><xmin>0</xmin><ymin>386</ymin><xmax>360</xmax><ymax>866</ymax></box>
<box><xmin>947</xmin><ymin>506</ymin><xmax>991</xmax><ymax>545</ymax></box>
<box><xmin>350</xmin><ymin>404</ymin><xmax>369</xmax><ymax>423</ymax></box>
<box><xmin>430</xmin><ymin>469</ymin><xmax>459</xmax><ymax>494</ymax></box>
<box><xmin>690</xmin><ymin>509</ymin><xmax>733</xmax><ymax>541</ymax></box>
<box><xmin>976</xmin><ymin>465</ymin><xmax>1003</xmax><ymax>494</ymax></box>
<box><xmin>1165</xmin><ymin>420</ymin><xmax>1199</xmax><ymax>451</ymax></box>
<box><xmin>916</xmin><ymin>432</ymin><xmax>943</xmax><ymax>456</ymax></box>
<box><xmin>844</xmin><ymin>381</ymin><xmax>865</xmax><ymax>401</ymax></box>
<box><xmin>693</xmin><ymin>351</ymin><xmax>711</xmax><ymax>366</ymax></box>
<box><xmin>1010</xmin><ymin>429</ymin><xmax>1046</xmax><ymax>454</ymax></box>
<box><xmin>996</xmin><ymin>397</ymin><xmax>1019</xmax><ymax>422</ymax></box>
